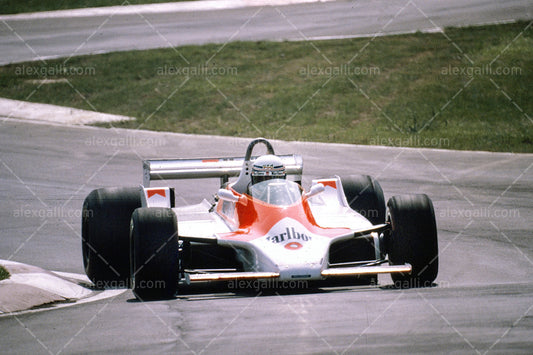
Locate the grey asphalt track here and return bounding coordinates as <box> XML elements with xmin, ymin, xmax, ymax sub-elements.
<box><xmin>0</xmin><ymin>119</ymin><xmax>531</xmax><ymax>353</ymax></box>
<box><xmin>0</xmin><ymin>0</ymin><xmax>532</xmax><ymax>65</ymax></box>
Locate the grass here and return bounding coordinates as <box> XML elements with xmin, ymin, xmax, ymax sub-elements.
<box><xmin>0</xmin><ymin>265</ymin><xmax>9</xmax><ymax>281</ymax></box>
<box><xmin>0</xmin><ymin>0</ymin><xmax>189</xmax><ymax>15</ymax></box>
<box><xmin>0</xmin><ymin>21</ymin><xmax>531</xmax><ymax>152</ymax></box>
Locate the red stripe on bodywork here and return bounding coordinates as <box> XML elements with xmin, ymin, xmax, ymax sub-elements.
<box><xmin>321</xmin><ymin>180</ymin><xmax>337</xmax><ymax>189</ymax></box>
<box><xmin>217</xmin><ymin>189</ymin><xmax>349</xmax><ymax>242</ymax></box>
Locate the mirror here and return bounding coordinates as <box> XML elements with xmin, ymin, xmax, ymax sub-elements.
<box><xmin>217</xmin><ymin>189</ymin><xmax>240</xmax><ymax>203</ymax></box>
<box><xmin>304</xmin><ymin>183</ymin><xmax>325</xmax><ymax>199</ymax></box>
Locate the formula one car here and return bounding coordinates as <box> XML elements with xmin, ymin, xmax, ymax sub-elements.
<box><xmin>82</xmin><ymin>138</ymin><xmax>438</xmax><ymax>299</ymax></box>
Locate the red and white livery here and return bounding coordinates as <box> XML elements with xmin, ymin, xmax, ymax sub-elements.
<box><xmin>82</xmin><ymin>138</ymin><xmax>439</xmax><ymax>299</ymax></box>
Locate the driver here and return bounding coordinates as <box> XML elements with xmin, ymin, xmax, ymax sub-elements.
<box><xmin>251</xmin><ymin>154</ymin><xmax>286</xmax><ymax>185</ymax></box>
<box><xmin>249</xmin><ymin>155</ymin><xmax>302</xmax><ymax>205</ymax></box>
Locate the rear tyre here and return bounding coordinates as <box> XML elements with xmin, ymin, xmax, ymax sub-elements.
<box><xmin>82</xmin><ymin>187</ymin><xmax>141</xmax><ymax>288</ymax></box>
<box><xmin>387</xmin><ymin>194</ymin><xmax>438</xmax><ymax>288</ymax></box>
<box><xmin>340</xmin><ymin>175</ymin><xmax>386</xmax><ymax>225</ymax></box>
<box><xmin>130</xmin><ymin>207</ymin><xmax>179</xmax><ymax>300</ymax></box>
<box><xmin>339</xmin><ymin>175</ymin><xmax>385</xmax><ymax>285</ymax></box>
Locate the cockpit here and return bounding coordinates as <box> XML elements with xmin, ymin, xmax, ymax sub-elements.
<box><xmin>248</xmin><ymin>179</ymin><xmax>303</xmax><ymax>206</ymax></box>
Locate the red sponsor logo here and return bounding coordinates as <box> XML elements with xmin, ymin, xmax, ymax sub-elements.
<box><xmin>285</xmin><ymin>242</ymin><xmax>303</xmax><ymax>250</ymax></box>
<box><xmin>147</xmin><ymin>189</ymin><xmax>166</xmax><ymax>198</ymax></box>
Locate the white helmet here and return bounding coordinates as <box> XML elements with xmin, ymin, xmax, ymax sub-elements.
<box><xmin>251</xmin><ymin>155</ymin><xmax>286</xmax><ymax>185</ymax></box>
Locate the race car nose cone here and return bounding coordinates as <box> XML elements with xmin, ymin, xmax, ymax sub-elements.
<box><xmin>278</xmin><ymin>263</ymin><xmax>322</xmax><ymax>281</ymax></box>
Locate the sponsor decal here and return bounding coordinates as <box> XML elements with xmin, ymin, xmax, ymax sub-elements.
<box><xmin>147</xmin><ymin>189</ymin><xmax>166</xmax><ymax>198</ymax></box>
<box><xmin>266</xmin><ymin>227</ymin><xmax>311</xmax><ymax>246</ymax></box>
<box><xmin>285</xmin><ymin>242</ymin><xmax>303</xmax><ymax>250</ymax></box>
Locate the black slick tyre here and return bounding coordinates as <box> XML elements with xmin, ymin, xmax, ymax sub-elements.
<box><xmin>335</xmin><ymin>175</ymin><xmax>385</xmax><ymax>285</ymax></box>
<box><xmin>340</xmin><ymin>175</ymin><xmax>386</xmax><ymax>225</ymax></box>
<box><xmin>82</xmin><ymin>187</ymin><xmax>141</xmax><ymax>288</ymax></box>
<box><xmin>130</xmin><ymin>207</ymin><xmax>179</xmax><ymax>300</ymax></box>
<box><xmin>387</xmin><ymin>194</ymin><xmax>438</xmax><ymax>288</ymax></box>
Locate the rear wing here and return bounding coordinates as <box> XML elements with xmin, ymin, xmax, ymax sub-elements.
<box><xmin>143</xmin><ymin>155</ymin><xmax>303</xmax><ymax>187</ymax></box>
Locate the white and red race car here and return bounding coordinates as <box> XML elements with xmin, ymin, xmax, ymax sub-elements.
<box><xmin>82</xmin><ymin>138</ymin><xmax>438</xmax><ymax>300</ymax></box>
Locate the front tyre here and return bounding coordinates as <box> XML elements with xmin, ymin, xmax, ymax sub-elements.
<box><xmin>387</xmin><ymin>194</ymin><xmax>438</xmax><ymax>288</ymax></box>
<box><xmin>130</xmin><ymin>208</ymin><xmax>179</xmax><ymax>300</ymax></box>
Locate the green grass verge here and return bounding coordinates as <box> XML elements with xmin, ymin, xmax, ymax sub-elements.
<box><xmin>0</xmin><ymin>0</ymin><xmax>189</xmax><ymax>15</ymax></box>
<box><xmin>0</xmin><ymin>265</ymin><xmax>10</xmax><ymax>281</ymax></box>
<box><xmin>0</xmin><ymin>21</ymin><xmax>531</xmax><ymax>152</ymax></box>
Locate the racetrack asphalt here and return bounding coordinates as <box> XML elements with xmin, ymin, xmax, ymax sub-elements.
<box><xmin>0</xmin><ymin>116</ymin><xmax>531</xmax><ymax>353</ymax></box>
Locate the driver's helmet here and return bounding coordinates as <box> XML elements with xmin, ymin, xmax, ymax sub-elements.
<box><xmin>251</xmin><ymin>154</ymin><xmax>286</xmax><ymax>185</ymax></box>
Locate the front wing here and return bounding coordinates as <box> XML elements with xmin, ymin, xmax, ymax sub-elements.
<box><xmin>183</xmin><ymin>264</ymin><xmax>412</xmax><ymax>284</ymax></box>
